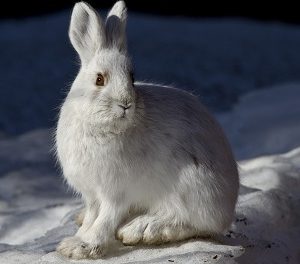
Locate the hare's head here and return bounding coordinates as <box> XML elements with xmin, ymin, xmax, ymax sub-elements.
<box><xmin>67</xmin><ymin>1</ymin><xmax>139</xmax><ymax>134</ymax></box>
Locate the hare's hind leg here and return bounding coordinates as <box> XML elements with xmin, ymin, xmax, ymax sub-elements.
<box><xmin>117</xmin><ymin>214</ymin><xmax>199</xmax><ymax>245</ymax></box>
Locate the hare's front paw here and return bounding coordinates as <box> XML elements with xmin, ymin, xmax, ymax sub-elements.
<box><xmin>56</xmin><ymin>236</ymin><xmax>105</xmax><ymax>259</ymax></box>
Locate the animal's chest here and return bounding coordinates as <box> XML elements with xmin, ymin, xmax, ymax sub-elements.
<box><xmin>57</xmin><ymin>125</ymin><xmax>127</xmax><ymax>194</ymax></box>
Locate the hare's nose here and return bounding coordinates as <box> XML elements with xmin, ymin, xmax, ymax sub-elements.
<box><xmin>118</xmin><ymin>103</ymin><xmax>131</xmax><ymax>110</ymax></box>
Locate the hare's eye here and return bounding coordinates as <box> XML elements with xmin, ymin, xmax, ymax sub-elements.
<box><xmin>96</xmin><ymin>73</ymin><xmax>105</xmax><ymax>86</ymax></box>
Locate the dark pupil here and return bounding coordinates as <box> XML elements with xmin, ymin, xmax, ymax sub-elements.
<box><xmin>96</xmin><ymin>74</ymin><xmax>104</xmax><ymax>85</ymax></box>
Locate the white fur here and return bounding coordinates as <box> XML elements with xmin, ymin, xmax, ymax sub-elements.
<box><xmin>55</xmin><ymin>1</ymin><xmax>239</xmax><ymax>259</ymax></box>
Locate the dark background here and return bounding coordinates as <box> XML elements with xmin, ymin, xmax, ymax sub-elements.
<box><xmin>1</xmin><ymin>0</ymin><xmax>300</xmax><ymax>24</ymax></box>
<box><xmin>1</xmin><ymin>0</ymin><xmax>300</xmax><ymax>136</ymax></box>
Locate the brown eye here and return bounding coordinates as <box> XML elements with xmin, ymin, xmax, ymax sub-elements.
<box><xmin>96</xmin><ymin>73</ymin><xmax>105</xmax><ymax>86</ymax></box>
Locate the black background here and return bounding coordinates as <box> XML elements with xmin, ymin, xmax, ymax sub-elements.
<box><xmin>1</xmin><ymin>0</ymin><xmax>299</xmax><ymax>24</ymax></box>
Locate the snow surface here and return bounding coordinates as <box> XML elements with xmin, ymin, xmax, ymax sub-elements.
<box><xmin>218</xmin><ymin>83</ymin><xmax>300</xmax><ymax>159</ymax></box>
<box><xmin>2</xmin><ymin>10</ymin><xmax>300</xmax><ymax>135</ymax></box>
<box><xmin>0</xmin><ymin>82</ymin><xmax>299</xmax><ymax>263</ymax></box>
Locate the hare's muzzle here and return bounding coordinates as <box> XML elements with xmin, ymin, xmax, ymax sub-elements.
<box><xmin>117</xmin><ymin>103</ymin><xmax>132</xmax><ymax>118</ymax></box>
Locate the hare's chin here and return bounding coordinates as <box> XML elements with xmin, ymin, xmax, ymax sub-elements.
<box><xmin>106</xmin><ymin>118</ymin><xmax>133</xmax><ymax>135</ymax></box>
<box><xmin>104</xmin><ymin>114</ymin><xmax>133</xmax><ymax>126</ymax></box>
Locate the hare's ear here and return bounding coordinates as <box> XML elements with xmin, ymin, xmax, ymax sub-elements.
<box><xmin>106</xmin><ymin>1</ymin><xmax>127</xmax><ymax>52</ymax></box>
<box><xmin>69</xmin><ymin>2</ymin><xmax>106</xmax><ymax>65</ymax></box>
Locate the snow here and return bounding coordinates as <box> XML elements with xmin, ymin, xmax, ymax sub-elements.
<box><xmin>1</xmin><ymin>8</ymin><xmax>300</xmax><ymax>264</ymax></box>
<box><xmin>218</xmin><ymin>83</ymin><xmax>300</xmax><ymax>159</ymax></box>
<box><xmin>0</xmin><ymin>82</ymin><xmax>300</xmax><ymax>263</ymax></box>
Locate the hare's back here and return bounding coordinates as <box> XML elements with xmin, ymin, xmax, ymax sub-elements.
<box><xmin>137</xmin><ymin>83</ymin><xmax>219</xmax><ymax>133</ymax></box>
<box><xmin>137</xmin><ymin>83</ymin><xmax>235</xmax><ymax>165</ymax></box>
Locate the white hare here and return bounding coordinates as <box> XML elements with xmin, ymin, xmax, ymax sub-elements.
<box><xmin>55</xmin><ymin>1</ymin><xmax>239</xmax><ymax>259</ymax></box>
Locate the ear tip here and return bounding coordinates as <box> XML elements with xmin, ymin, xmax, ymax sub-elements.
<box><xmin>108</xmin><ymin>0</ymin><xmax>127</xmax><ymax>20</ymax></box>
<box><xmin>116</xmin><ymin>0</ymin><xmax>126</xmax><ymax>7</ymax></box>
<box><xmin>113</xmin><ymin>1</ymin><xmax>127</xmax><ymax>13</ymax></box>
<box><xmin>73</xmin><ymin>1</ymin><xmax>93</xmax><ymax>13</ymax></box>
<box><xmin>74</xmin><ymin>1</ymin><xmax>87</xmax><ymax>8</ymax></box>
